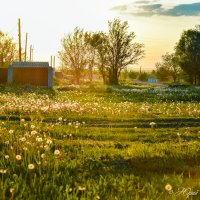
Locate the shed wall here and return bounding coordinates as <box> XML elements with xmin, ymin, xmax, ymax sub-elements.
<box><xmin>12</xmin><ymin>67</ymin><xmax>48</xmax><ymax>86</ymax></box>
<box><xmin>0</xmin><ymin>68</ymin><xmax>8</xmax><ymax>84</ymax></box>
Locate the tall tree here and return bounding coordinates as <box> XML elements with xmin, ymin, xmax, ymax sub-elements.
<box><xmin>0</xmin><ymin>31</ymin><xmax>16</xmax><ymax>67</ymax></box>
<box><xmin>156</xmin><ymin>52</ymin><xmax>181</xmax><ymax>83</ymax></box>
<box><xmin>84</xmin><ymin>32</ymin><xmax>98</xmax><ymax>82</ymax></box>
<box><xmin>106</xmin><ymin>19</ymin><xmax>144</xmax><ymax>85</ymax></box>
<box><xmin>59</xmin><ymin>28</ymin><xmax>88</xmax><ymax>84</ymax></box>
<box><xmin>175</xmin><ymin>26</ymin><xmax>200</xmax><ymax>85</ymax></box>
<box><xmin>84</xmin><ymin>32</ymin><xmax>109</xmax><ymax>84</ymax></box>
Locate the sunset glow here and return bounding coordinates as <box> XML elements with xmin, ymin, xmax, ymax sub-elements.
<box><xmin>1</xmin><ymin>0</ymin><xmax>200</xmax><ymax>70</ymax></box>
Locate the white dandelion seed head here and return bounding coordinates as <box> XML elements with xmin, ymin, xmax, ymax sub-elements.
<box><xmin>165</xmin><ymin>184</ymin><xmax>172</xmax><ymax>191</ymax></box>
<box><xmin>78</xmin><ymin>186</ymin><xmax>86</xmax><ymax>191</ymax></box>
<box><xmin>46</xmin><ymin>139</ymin><xmax>52</xmax><ymax>144</ymax></box>
<box><xmin>41</xmin><ymin>153</ymin><xmax>45</xmax><ymax>159</ymax></box>
<box><xmin>16</xmin><ymin>155</ymin><xmax>22</xmax><ymax>160</ymax></box>
<box><xmin>31</xmin><ymin>125</ymin><xmax>35</xmax><ymax>129</ymax></box>
<box><xmin>31</xmin><ymin>130</ymin><xmax>37</xmax><ymax>135</ymax></box>
<box><xmin>0</xmin><ymin>169</ymin><xmax>7</xmax><ymax>174</ymax></box>
<box><xmin>28</xmin><ymin>164</ymin><xmax>35</xmax><ymax>170</ymax></box>
<box><xmin>10</xmin><ymin>188</ymin><xmax>14</xmax><ymax>193</ymax></box>
<box><xmin>44</xmin><ymin>145</ymin><xmax>49</xmax><ymax>150</ymax></box>
<box><xmin>9</xmin><ymin>130</ymin><xmax>14</xmax><ymax>134</ymax></box>
<box><xmin>54</xmin><ymin>150</ymin><xmax>60</xmax><ymax>155</ymax></box>
<box><xmin>36</xmin><ymin>137</ymin><xmax>43</xmax><ymax>142</ymax></box>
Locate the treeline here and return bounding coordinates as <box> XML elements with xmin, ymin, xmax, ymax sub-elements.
<box><xmin>1</xmin><ymin>20</ymin><xmax>200</xmax><ymax>85</ymax></box>
<box><xmin>155</xmin><ymin>25</ymin><xmax>200</xmax><ymax>85</ymax></box>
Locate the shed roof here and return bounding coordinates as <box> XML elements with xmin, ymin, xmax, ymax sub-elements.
<box><xmin>12</xmin><ymin>62</ymin><xmax>49</xmax><ymax>68</ymax></box>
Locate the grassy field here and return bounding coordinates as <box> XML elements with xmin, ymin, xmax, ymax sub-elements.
<box><xmin>0</xmin><ymin>84</ymin><xmax>200</xmax><ymax>199</ymax></box>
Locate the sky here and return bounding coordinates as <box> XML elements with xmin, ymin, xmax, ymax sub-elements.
<box><xmin>1</xmin><ymin>0</ymin><xmax>200</xmax><ymax>71</ymax></box>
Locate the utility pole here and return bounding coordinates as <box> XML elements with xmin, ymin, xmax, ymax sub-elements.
<box><xmin>30</xmin><ymin>45</ymin><xmax>32</xmax><ymax>61</ymax></box>
<box><xmin>18</xmin><ymin>18</ymin><xmax>22</xmax><ymax>61</ymax></box>
<box><xmin>50</xmin><ymin>56</ymin><xmax>52</xmax><ymax>66</ymax></box>
<box><xmin>53</xmin><ymin>56</ymin><xmax>55</xmax><ymax>68</ymax></box>
<box><xmin>31</xmin><ymin>46</ymin><xmax>34</xmax><ymax>61</ymax></box>
<box><xmin>24</xmin><ymin>33</ymin><xmax>28</xmax><ymax>61</ymax></box>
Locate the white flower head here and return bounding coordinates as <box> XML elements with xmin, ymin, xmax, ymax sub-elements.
<box><xmin>16</xmin><ymin>155</ymin><xmax>22</xmax><ymax>160</ymax></box>
<box><xmin>5</xmin><ymin>155</ymin><xmax>9</xmax><ymax>159</ymax></box>
<box><xmin>54</xmin><ymin>150</ymin><xmax>60</xmax><ymax>155</ymax></box>
<box><xmin>10</xmin><ymin>188</ymin><xmax>14</xmax><ymax>193</ymax></box>
<box><xmin>19</xmin><ymin>137</ymin><xmax>26</xmax><ymax>142</ymax></box>
<box><xmin>44</xmin><ymin>145</ymin><xmax>49</xmax><ymax>150</ymax></box>
<box><xmin>46</xmin><ymin>139</ymin><xmax>52</xmax><ymax>144</ymax></box>
<box><xmin>0</xmin><ymin>169</ymin><xmax>7</xmax><ymax>174</ymax></box>
<box><xmin>165</xmin><ymin>184</ymin><xmax>172</xmax><ymax>191</ymax></box>
<box><xmin>41</xmin><ymin>153</ymin><xmax>45</xmax><ymax>159</ymax></box>
<box><xmin>150</xmin><ymin>122</ymin><xmax>156</xmax><ymax>126</ymax></box>
<box><xmin>31</xmin><ymin>130</ymin><xmax>37</xmax><ymax>135</ymax></box>
<box><xmin>31</xmin><ymin>125</ymin><xmax>35</xmax><ymax>129</ymax></box>
<box><xmin>28</xmin><ymin>164</ymin><xmax>35</xmax><ymax>170</ymax></box>
<box><xmin>23</xmin><ymin>147</ymin><xmax>28</xmax><ymax>151</ymax></box>
<box><xmin>78</xmin><ymin>186</ymin><xmax>86</xmax><ymax>191</ymax></box>
<box><xmin>36</xmin><ymin>137</ymin><xmax>43</xmax><ymax>142</ymax></box>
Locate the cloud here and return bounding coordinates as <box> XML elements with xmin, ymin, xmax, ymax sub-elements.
<box><xmin>111</xmin><ymin>5</ymin><xmax>128</xmax><ymax>11</ymax></box>
<box><xmin>163</xmin><ymin>3</ymin><xmax>200</xmax><ymax>16</ymax></box>
<box><xmin>139</xmin><ymin>4</ymin><xmax>162</xmax><ymax>11</ymax></box>
<box><xmin>111</xmin><ymin>2</ymin><xmax>200</xmax><ymax>17</ymax></box>
<box><xmin>134</xmin><ymin>1</ymin><xmax>152</xmax><ymax>4</ymax></box>
<box><xmin>134</xmin><ymin>0</ymin><xmax>159</xmax><ymax>4</ymax></box>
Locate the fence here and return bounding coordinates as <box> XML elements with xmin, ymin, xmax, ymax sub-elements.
<box><xmin>0</xmin><ymin>68</ymin><xmax>8</xmax><ymax>84</ymax></box>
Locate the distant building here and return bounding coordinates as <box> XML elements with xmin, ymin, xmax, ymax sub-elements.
<box><xmin>148</xmin><ymin>77</ymin><xmax>157</xmax><ymax>83</ymax></box>
<box><xmin>0</xmin><ymin>61</ymin><xmax>53</xmax><ymax>88</ymax></box>
<box><xmin>55</xmin><ymin>71</ymin><xmax>64</xmax><ymax>79</ymax></box>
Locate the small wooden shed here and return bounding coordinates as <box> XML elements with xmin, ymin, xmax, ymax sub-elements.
<box><xmin>0</xmin><ymin>61</ymin><xmax>53</xmax><ymax>88</ymax></box>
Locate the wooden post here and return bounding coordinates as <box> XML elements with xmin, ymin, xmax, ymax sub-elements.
<box><xmin>32</xmin><ymin>46</ymin><xmax>34</xmax><ymax>61</ymax></box>
<box><xmin>30</xmin><ymin>45</ymin><xmax>32</xmax><ymax>61</ymax></box>
<box><xmin>18</xmin><ymin>18</ymin><xmax>22</xmax><ymax>61</ymax></box>
<box><xmin>24</xmin><ymin>33</ymin><xmax>28</xmax><ymax>61</ymax></box>
<box><xmin>50</xmin><ymin>56</ymin><xmax>52</xmax><ymax>66</ymax></box>
<box><xmin>53</xmin><ymin>56</ymin><xmax>55</xmax><ymax>68</ymax></box>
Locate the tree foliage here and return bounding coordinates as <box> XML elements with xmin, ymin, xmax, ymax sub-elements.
<box><xmin>155</xmin><ymin>53</ymin><xmax>181</xmax><ymax>83</ymax></box>
<box><xmin>0</xmin><ymin>31</ymin><xmax>16</xmax><ymax>67</ymax></box>
<box><xmin>84</xmin><ymin>32</ymin><xmax>109</xmax><ymax>84</ymax></box>
<box><xmin>59</xmin><ymin>19</ymin><xmax>144</xmax><ymax>85</ymax></box>
<box><xmin>58</xmin><ymin>28</ymin><xmax>88</xmax><ymax>84</ymax></box>
<box><xmin>175</xmin><ymin>26</ymin><xmax>200</xmax><ymax>85</ymax></box>
<box><xmin>106</xmin><ymin>19</ymin><xmax>144</xmax><ymax>85</ymax></box>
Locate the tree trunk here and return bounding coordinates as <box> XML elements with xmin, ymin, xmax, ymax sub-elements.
<box><xmin>75</xmin><ymin>70</ymin><xmax>81</xmax><ymax>85</ymax></box>
<box><xmin>88</xmin><ymin>65</ymin><xmax>93</xmax><ymax>82</ymax></box>
<box><xmin>172</xmin><ymin>75</ymin><xmax>176</xmax><ymax>83</ymax></box>
<box><xmin>194</xmin><ymin>74</ymin><xmax>197</xmax><ymax>85</ymax></box>
<box><xmin>108</xmin><ymin>68</ymin><xmax>119</xmax><ymax>85</ymax></box>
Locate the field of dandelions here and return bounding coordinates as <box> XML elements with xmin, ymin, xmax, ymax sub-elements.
<box><xmin>0</xmin><ymin>84</ymin><xmax>200</xmax><ymax>200</ymax></box>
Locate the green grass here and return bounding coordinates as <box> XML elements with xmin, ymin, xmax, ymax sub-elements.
<box><xmin>0</xmin><ymin>84</ymin><xmax>200</xmax><ymax>199</ymax></box>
